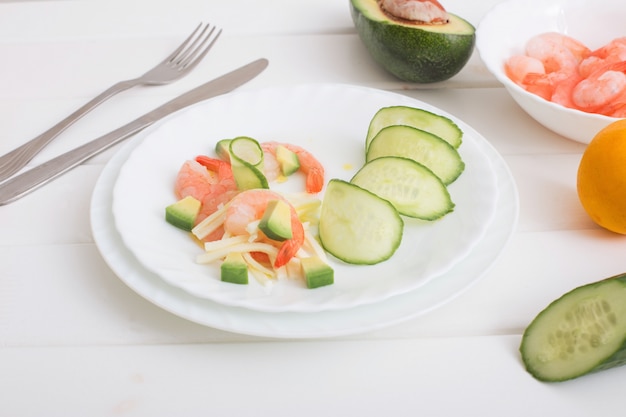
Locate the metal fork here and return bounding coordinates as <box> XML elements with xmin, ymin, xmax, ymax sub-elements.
<box><xmin>0</xmin><ymin>22</ymin><xmax>222</xmax><ymax>182</ymax></box>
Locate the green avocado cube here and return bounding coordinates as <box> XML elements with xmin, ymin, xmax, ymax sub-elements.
<box><xmin>221</xmin><ymin>252</ymin><xmax>248</xmax><ymax>285</ymax></box>
<box><xmin>301</xmin><ymin>256</ymin><xmax>334</xmax><ymax>289</ymax></box>
<box><xmin>258</xmin><ymin>199</ymin><xmax>293</xmax><ymax>241</ymax></box>
<box><xmin>275</xmin><ymin>144</ymin><xmax>300</xmax><ymax>176</ymax></box>
<box><xmin>165</xmin><ymin>196</ymin><xmax>201</xmax><ymax>231</ymax></box>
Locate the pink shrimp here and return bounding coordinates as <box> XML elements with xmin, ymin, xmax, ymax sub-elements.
<box><xmin>525</xmin><ymin>32</ymin><xmax>590</xmax><ymax>74</ymax></box>
<box><xmin>379</xmin><ymin>0</ymin><xmax>448</xmax><ymax>24</ymax></box>
<box><xmin>258</xmin><ymin>147</ymin><xmax>281</xmax><ymax>183</ymax></box>
<box><xmin>505</xmin><ymin>55</ymin><xmax>545</xmax><ymax>85</ymax></box>
<box><xmin>224</xmin><ymin>189</ymin><xmax>304</xmax><ymax>268</ymax></box>
<box><xmin>572</xmin><ymin>61</ymin><xmax>626</xmax><ymax>113</ymax></box>
<box><xmin>550</xmin><ymin>71</ymin><xmax>584</xmax><ymax>109</ymax></box>
<box><xmin>174</xmin><ymin>156</ymin><xmax>239</xmax><ymax>231</ymax></box>
<box><xmin>505</xmin><ymin>55</ymin><xmax>570</xmax><ymax>103</ymax></box>
<box><xmin>579</xmin><ymin>37</ymin><xmax>626</xmax><ymax>78</ymax></box>
<box><xmin>518</xmin><ymin>71</ymin><xmax>566</xmax><ymax>101</ymax></box>
<box><xmin>606</xmin><ymin>101</ymin><xmax>626</xmax><ymax>118</ymax></box>
<box><xmin>507</xmin><ymin>33</ymin><xmax>589</xmax><ymax>102</ymax></box>
<box><xmin>261</xmin><ymin>141</ymin><xmax>325</xmax><ymax>194</ymax></box>
<box><xmin>506</xmin><ymin>33</ymin><xmax>626</xmax><ymax>117</ymax></box>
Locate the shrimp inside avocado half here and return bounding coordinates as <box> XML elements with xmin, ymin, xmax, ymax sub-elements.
<box><xmin>350</xmin><ymin>0</ymin><xmax>475</xmax><ymax>83</ymax></box>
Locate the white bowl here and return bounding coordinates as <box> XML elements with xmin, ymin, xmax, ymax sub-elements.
<box><xmin>476</xmin><ymin>0</ymin><xmax>626</xmax><ymax>144</ymax></box>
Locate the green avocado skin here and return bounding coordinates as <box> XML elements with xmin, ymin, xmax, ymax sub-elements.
<box><xmin>350</xmin><ymin>1</ymin><xmax>475</xmax><ymax>83</ymax></box>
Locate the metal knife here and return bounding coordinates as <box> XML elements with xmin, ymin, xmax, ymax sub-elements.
<box><xmin>0</xmin><ymin>58</ymin><xmax>269</xmax><ymax>206</ymax></box>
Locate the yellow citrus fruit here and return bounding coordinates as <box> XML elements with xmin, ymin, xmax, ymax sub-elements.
<box><xmin>577</xmin><ymin>119</ymin><xmax>626</xmax><ymax>234</ymax></box>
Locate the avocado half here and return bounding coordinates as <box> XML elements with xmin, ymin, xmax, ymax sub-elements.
<box><xmin>350</xmin><ymin>0</ymin><xmax>476</xmax><ymax>83</ymax></box>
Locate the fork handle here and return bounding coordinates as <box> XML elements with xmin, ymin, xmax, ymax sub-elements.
<box><xmin>0</xmin><ymin>79</ymin><xmax>138</xmax><ymax>182</ymax></box>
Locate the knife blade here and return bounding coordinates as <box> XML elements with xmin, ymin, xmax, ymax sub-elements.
<box><xmin>0</xmin><ymin>58</ymin><xmax>269</xmax><ymax>206</ymax></box>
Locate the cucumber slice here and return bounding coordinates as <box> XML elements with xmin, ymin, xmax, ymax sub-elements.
<box><xmin>366</xmin><ymin>125</ymin><xmax>464</xmax><ymax>185</ymax></box>
<box><xmin>319</xmin><ymin>179</ymin><xmax>403</xmax><ymax>265</ymax></box>
<box><xmin>366</xmin><ymin>106</ymin><xmax>463</xmax><ymax>150</ymax></box>
<box><xmin>229</xmin><ymin>136</ymin><xmax>269</xmax><ymax>190</ymax></box>
<box><xmin>351</xmin><ymin>156</ymin><xmax>454</xmax><ymax>220</ymax></box>
<box><xmin>215</xmin><ymin>139</ymin><xmax>232</xmax><ymax>162</ymax></box>
<box><xmin>229</xmin><ymin>136</ymin><xmax>264</xmax><ymax>169</ymax></box>
<box><xmin>520</xmin><ymin>272</ymin><xmax>626</xmax><ymax>382</ymax></box>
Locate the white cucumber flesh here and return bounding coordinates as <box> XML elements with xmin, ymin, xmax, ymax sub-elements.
<box><xmin>351</xmin><ymin>156</ymin><xmax>454</xmax><ymax>220</ymax></box>
<box><xmin>318</xmin><ymin>179</ymin><xmax>403</xmax><ymax>265</ymax></box>
<box><xmin>229</xmin><ymin>136</ymin><xmax>268</xmax><ymax>190</ymax></box>
<box><xmin>366</xmin><ymin>125</ymin><xmax>464</xmax><ymax>185</ymax></box>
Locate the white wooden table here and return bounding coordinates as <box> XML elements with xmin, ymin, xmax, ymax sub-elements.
<box><xmin>2</xmin><ymin>1</ymin><xmax>626</xmax><ymax>415</ymax></box>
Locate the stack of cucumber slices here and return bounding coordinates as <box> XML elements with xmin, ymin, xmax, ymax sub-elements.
<box><xmin>319</xmin><ymin>106</ymin><xmax>464</xmax><ymax>265</ymax></box>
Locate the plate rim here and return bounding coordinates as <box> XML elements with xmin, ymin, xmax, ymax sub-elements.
<box><xmin>109</xmin><ymin>83</ymin><xmax>501</xmax><ymax>313</ymax></box>
<box><xmin>91</xmin><ymin>83</ymin><xmax>519</xmax><ymax>339</ymax></box>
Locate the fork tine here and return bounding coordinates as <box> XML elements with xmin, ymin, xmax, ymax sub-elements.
<box><xmin>160</xmin><ymin>22</ymin><xmax>205</xmax><ymax>65</ymax></box>
<box><xmin>0</xmin><ymin>23</ymin><xmax>220</xmax><ymax>182</ymax></box>
<box><xmin>171</xmin><ymin>24</ymin><xmax>215</xmax><ymax>66</ymax></box>
<box><xmin>178</xmin><ymin>27</ymin><xmax>222</xmax><ymax>71</ymax></box>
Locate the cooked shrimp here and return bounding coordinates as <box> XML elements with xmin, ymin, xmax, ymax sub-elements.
<box><xmin>380</xmin><ymin>0</ymin><xmax>448</xmax><ymax>24</ymax></box>
<box><xmin>550</xmin><ymin>71</ymin><xmax>583</xmax><ymax>109</ymax></box>
<box><xmin>521</xmin><ymin>71</ymin><xmax>570</xmax><ymax>101</ymax></box>
<box><xmin>606</xmin><ymin>101</ymin><xmax>626</xmax><ymax>118</ymax></box>
<box><xmin>507</xmin><ymin>33</ymin><xmax>589</xmax><ymax>102</ymax></box>
<box><xmin>579</xmin><ymin>37</ymin><xmax>626</xmax><ymax>78</ymax></box>
<box><xmin>224</xmin><ymin>189</ymin><xmax>305</xmax><ymax>268</ymax></box>
<box><xmin>525</xmin><ymin>32</ymin><xmax>590</xmax><ymax>73</ymax></box>
<box><xmin>572</xmin><ymin>62</ymin><xmax>626</xmax><ymax>112</ymax></box>
<box><xmin>261</xmin><ymin>141</ymin><xmax>325</xmax><ymax>194</ymax></box>
<box><xmin>505</xmin><ymin>33</ymin><xmax>626</xmax><ymax>117</ymax></box>
<box><xmin>259</xmin><ymin>147</ymin><xmax>281</xmax><ymax>183</ymax></box>
<box><xmin>174</xmin><ymin>156</ymin><xmax>239</xmax><ymax>228</ymax></box>
<box><xmin>505</xmin><ymin>55</ymin><xmax>545</xmax><ymax>85</ymax></box>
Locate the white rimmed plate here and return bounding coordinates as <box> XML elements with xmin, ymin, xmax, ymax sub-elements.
<box><xmin>91</xmin><ymin>106</ymin><xmax>518</xmax><ymax>338</ymax></box>
<box><xmin>111</xmin><ymin>84</ymin><xmax>498</xmax><ymax>313</ymax></box>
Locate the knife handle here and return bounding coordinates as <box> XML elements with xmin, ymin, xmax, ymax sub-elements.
<box><xmin>0</xmin><ymin>118</ymin><xmax>150</xmax><ymax>205</ymax></box>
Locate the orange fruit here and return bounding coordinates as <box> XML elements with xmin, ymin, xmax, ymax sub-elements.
<box><xmin>577</xmin><ymin>119</ymin><xmax>626</xmax><ymax>234</ymax></box>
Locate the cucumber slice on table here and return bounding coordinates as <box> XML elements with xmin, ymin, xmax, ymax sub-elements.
<box><xmin>229</xmin><ymin>136</ymin><xmax>268</xmax><ymax>190</ymax></box>
<box><xmin>366</xmin><ymin>125</ymin><xmax>465</xmax><ymax>185</ymax></box>
<box><xmin>520</xmin><ymin>272</ymin><xmax>626</xmax><ymax>382</ymax></box>
<box><xmin>351</xmin><ymin>156</ymin><xmax>454</xmax><ymax>220</ymax></box>
<box><xmin>318</xmin><ymin>179</ymin><xmax>403</xmax><ymax>265</ymax></box>
<box><xmin>365</xmin><ymin>105</ymin><xmax>463</xmax><ymax>150</ymax></box>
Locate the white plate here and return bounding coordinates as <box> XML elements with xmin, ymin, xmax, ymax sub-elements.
<box><xmin>111</xmin><ymin>84</ymin><xmax>499</xmax><ymax>313</ymax></box>
<box><xmin>91</xmin><ymin>104</ymin><xmax>518</xmax><ymax>339</ymax></box>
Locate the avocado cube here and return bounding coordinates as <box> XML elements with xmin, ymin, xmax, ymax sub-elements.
<box><xmin>258</xmin><ymin>199</ymin><xmax>293</xmax><ymax>241</ymax></box>
<box><xmin>301</xmin><ymin>256</ymin><xmax>334</xmax><ymax>289</ymax></box>
<box><xmin>221</xmin><ymin>252</ymin><xmax>248</xmax><ymax>285</ymax></box>
<box><xmin>165</xmin><ymin>196</ymin><xmax>201</xmax><ymax>231</ymax></box>
<box><xmin>275</xmin><ymin>145</ymin><xmax>300</xmax><ymax>176</ymax></box>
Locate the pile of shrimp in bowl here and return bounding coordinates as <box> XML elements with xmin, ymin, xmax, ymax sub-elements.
<box><xmin>476</xmin><ymin>0</ymin><xmax>626</xmax><ymax>144</ymax></box>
